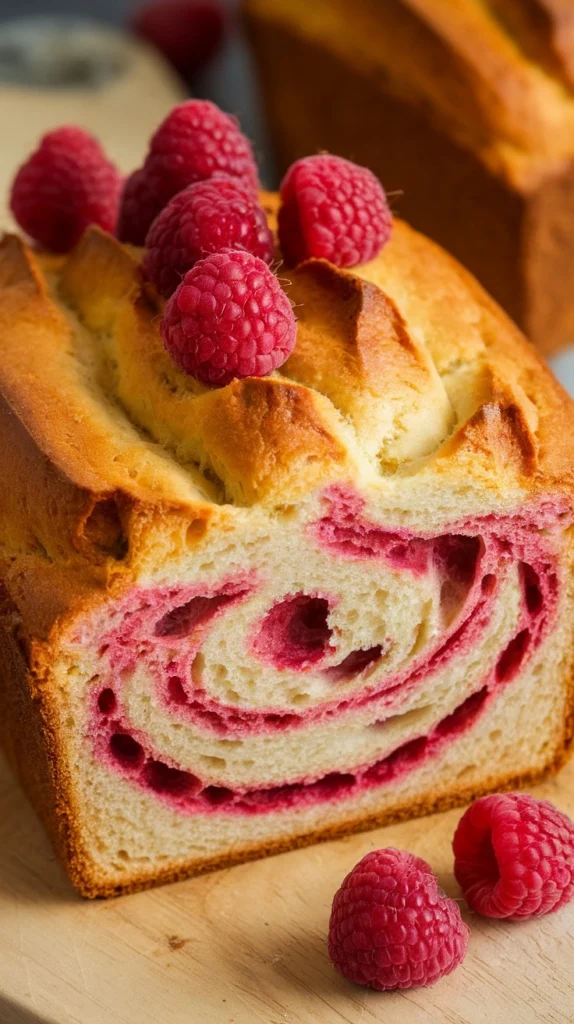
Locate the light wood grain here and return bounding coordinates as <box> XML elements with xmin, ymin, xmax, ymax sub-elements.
<box><xmin>1</xmin><ymin>753</ymin><xmax>573</xmax><ymax>1024</ymax></box>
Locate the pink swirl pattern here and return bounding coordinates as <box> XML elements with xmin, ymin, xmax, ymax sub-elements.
<box><xmin>88</xmin><ymin>487</ymin><xmax>561</xmax><ymax>816</ymax></box>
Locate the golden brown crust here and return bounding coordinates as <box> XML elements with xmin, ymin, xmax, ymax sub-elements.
<box><xmin>284</xmin><ymin>259</ymin><xmax>454</xmax><ymax>465</ymax></box>
<box><xmin>190</xmin><ymin>376</ymin><xmax>351</xmax><ymax>504</ymax></box>
<box><xmin>2</xmin><ymin>210</ymin><xmax>574</xmax><ymax>522</ymax></box>
<box><xmin>0</xmin><ymin>235</ymin><xmax>207</xmax><ymax>510</ymax></box>
<box><xmin>360</xmin><ymin>208</ymin><xmax>574</xmax><ymax>488</ymax></box>
<box><xmin>1</xmin><ymin>205</ymin><xmax>574</xmax><ymax>634</ymax></box>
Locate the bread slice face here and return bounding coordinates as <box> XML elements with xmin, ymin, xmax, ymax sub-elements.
<box><xmin>0</xmin><ymin>200</ymin><xmax>573</xmax><ymax>897</ymax></box>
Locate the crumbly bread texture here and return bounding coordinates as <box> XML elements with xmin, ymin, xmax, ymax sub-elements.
<box><xmin>245</xmin><ymin>0</ymin><xmax>574</xmax><ymax>354</ymax></box>
<box><xmin>0</xmin><ymin>195</ymin><xmax>573</xmax><ymax>898</ymax></box>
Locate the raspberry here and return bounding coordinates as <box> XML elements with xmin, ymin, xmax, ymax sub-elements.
<box><xmin>10</xmin><ymin>126</ymin><xmax>122</xmax><ymax>253</ymax></box>
<box><xmin>161</xmin><ymin>249</ymin><xmax>296</xmax><ymax>386</ymax></box>
<box><xmin>143</xmin><ymin>178</ymin><xmax>274</xmax><ymax>297</ymax></box>
<box><xmin>131</xmin><ymin>0</ymin><xmax>225</xmax><ymax>80</ymax></box>
<box><xmin>149</xmin><ymin>99</ymin><xmax>259</xmax><ymax>201</ymax></box>
<box><xmin>328</xmin><ymin>848</ymin><xmax>469</xmax><ymax>991</ymax></box>
<box><xmin>278</xmin><ymin>154</ymin><xmax>392</xmax><ymax>268</ymax></box>
<box><xmin>116</xmin><ymin>168</ymin><xmax>164</xmax><ymax>246</ymax></box>
<box><xmin>453</xmin><ymin>793</ymin><xmax>574</xmax><ymax>920</ymax></box>
<box><xmin>116</xmin><ymin>100</ymin><xmax>260</xmax><ymax>244</ymax></box>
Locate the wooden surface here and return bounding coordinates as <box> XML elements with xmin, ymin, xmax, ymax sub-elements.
<box><xmin>0</xmin><ymin>753</ymin><xmax>573</xmax><ymax>1024</ymax></box>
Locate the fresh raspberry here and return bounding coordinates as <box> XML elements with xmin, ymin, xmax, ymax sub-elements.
<box><xmin>143</xmin><ymin>178</ymin><xmax>274</xmax><ymax>297</ymax></box>
<box><xmin>161</xmin><ymin>249</ymin><xmax>296</xmax><ymax>386</ymax></box>
<box><xmin>10</xmin><ymin>126</ymin><xmax>122</xmax><ymax>252</ymax></box>
<box><xmin>328</xmin><ymin>848</ymin><xmax>469</xmax><ymax>991</ymax></box>
<box><xmin>453</xmin><ymin>793</ymin><xmax>574</xmax><ymax>920</ymax></box>
<box><xmin>130</xmin><ymin>0</ymin><xmax>225</xmax><ymax>80</ymax></box>
<box><xmin>116</xmin><ymin>168</ymin><xmax>164</xmax><ymax>246</ymax></box>
<box><xmin>278</xmin><ymin>154</ymin><xmax>392</xmax><ymax>268</ymax></box>
<box><xmin>148</xmin><ymin>99</ymin><xmax>259</xmax><ymax>203</ymax></box>
<box><xmin>116</xmin><ymin>101</ymin><xmax>259</xmax><ymax>244</ymax></box>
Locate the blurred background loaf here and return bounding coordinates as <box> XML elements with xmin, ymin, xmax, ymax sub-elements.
<box><xmin>244</xmin><ymin>0</ymin><xmax>574</xmax><ymax>356</ymax></box>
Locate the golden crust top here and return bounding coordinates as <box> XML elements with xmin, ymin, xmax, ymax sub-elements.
<box><xmin>245</xmin><ymin>0</ymin><xmax>574</xmax><ymax>188</ymax></box>
<box><xmin>0</xmin><ymin>192</ymin><xmax>573</xmax><ymax>592</ymax></box>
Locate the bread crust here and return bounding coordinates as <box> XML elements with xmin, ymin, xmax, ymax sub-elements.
<box><xmin>1</xmin><ymin>203</ymin><xmax>574</xmax><ymax>897</ymax></box>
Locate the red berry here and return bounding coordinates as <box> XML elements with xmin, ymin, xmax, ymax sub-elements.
<box><xmin>130</xmin><ymin>0</ymin><xmax>225</xmax><ymax>80</ymax></box>
<box><xmin>117</xmin><ymin>168</ymin><xmax>164</xmax><ymax>246</ymax></box>
<box><xmin>10</xmin><ymin>126</ymin><xmax>122</xmax><ymax>252</ymax></box>
<box><xmin>160</xmin><ymin>249</ymin><xmax>296</xmax><ymax>386</ymax></box>
<box><xmin>116</xmin><ymin>100</ymin><xmax>260</xmax><ymax>244</ymax></box>
<box><xmin>278</xmin><ymin>154</ymin><xmax>392</xmax><ymax>269</ymax></box>
<box><xmin>143</xmin><ymin>178</ymin><xmax>274</xmax><ymax>297</ymax></box>
<box><xmin>148</xmin><ymin>99</ymin><xmax>259</xmax><ymax>203</ymax></box>
<box><xmin>328</xmin><ymin>848</ymin><xmax>469</xmax><ymax>991</ymax></box>
<box><xmin>453</xmin><ymin>793</ymin><xmax>574</xmax><ymax>920</ymax></box>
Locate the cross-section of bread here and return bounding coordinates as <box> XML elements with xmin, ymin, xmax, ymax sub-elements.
<box><xmin>1</xmin><ymin>198</ymin><xmax>573</xmax><ymax>897</ymax></box>
<box><xmin>244</xmin><ymin>0</ymin><xmax>574</xmax><ymax>354</ymax></box>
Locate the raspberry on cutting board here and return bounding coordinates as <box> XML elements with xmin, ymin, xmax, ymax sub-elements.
<box><xmin>160</xmin><ymin>249</ymin><xmax>297</xmax><ymax>386</ymax></box>
<box><xmin>278</xmin><ymin>153</ymin><xmax>393</xmax><ymax>268</ymax></box>
<box><xmin>328</xmin><ymin>848</ymin><xmax>469</xmax><ymax>991</ymax></box>
<box><xmin>10</xmin><ymin>126</ymin><xmax>122</xmax><ymax>252</ymax></box>
<box><xmin>453</xmin><ymin>792</ymin><xmax>574</xmax><ymax>919</ymax></box>
<box><xmin>117</xmin><ymin>100</ymin><xmax>260</xmax><ymax>245</ymax></box>
<box><xmin>143</xmin><ymin>177</ymin><xmax>274</xmax><ymax>297</ymax></box>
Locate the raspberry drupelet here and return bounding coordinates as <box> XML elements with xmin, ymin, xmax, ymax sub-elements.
<box><xmin>143</xmin><ymin>178</ymin><xmax>274</xmax><ymax>297</ymax></box>
<box><xmin>160</xmin><ymin>249</ymin><xmax>297</xmax><ymax>386</ymax></box>
<box><xmin>10</xmin><ymin>127</ymin><xmax>122</xmax><ymax>253</ymax></box>
<box><xmin>453</xmin><ymin>793</ymin><xmax>574</xmax><ymax>920</ymax></box>
<box><xmin>328</xmin><ymin>848</ymin><xmax>469</xmax><ymax>991</ymax></box>
<box><xmin>278</xmin><ymin>153</ymin><xmax>392</xmax><ymax>269</ymax></box>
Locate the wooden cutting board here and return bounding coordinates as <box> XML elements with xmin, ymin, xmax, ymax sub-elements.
<box><xmin>1</xmin><ymin>753</ymin><xmax>573</xmax><ymax>1024</ymax></box>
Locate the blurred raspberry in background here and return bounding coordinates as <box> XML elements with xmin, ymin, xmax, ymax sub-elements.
<box><xmin>130</xmin><ymin>0</ymin><xmax>226</xmax><ymax>83</ymax></box>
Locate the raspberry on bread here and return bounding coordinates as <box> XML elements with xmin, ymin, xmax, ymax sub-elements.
<box><xmin>160</xmin><ymin>249</ymin><xmax>296</xmax><ymax>384</ymax></box>
<box><xmin>279</xmin><ymin>154</ymin><xmax>392</xmax><ymax>268</ymax></box>
<box><xmin>144</xmin><ymin>178</ymin><xmax>274</xmax><ymax>297</ymax></box>
<box><xmin>0</xmin><ymin>197</ymin><xmax>573</xmax><ymax>897</ymax></box>
<box><xmin>10</xmin><ymin>126</ymin><xmax>122</xmax><ymax>252</ymax></box>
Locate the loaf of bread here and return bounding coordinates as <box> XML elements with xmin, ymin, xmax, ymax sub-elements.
<box><xmin>245</xmin><ymin>0</ymin><xmax>574</xmax><ymax>354</ymax></box>
<box><xmin>1</xmin><ymin>196</ymin><xmax>573</xmax><ymax>897</ymax></box>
